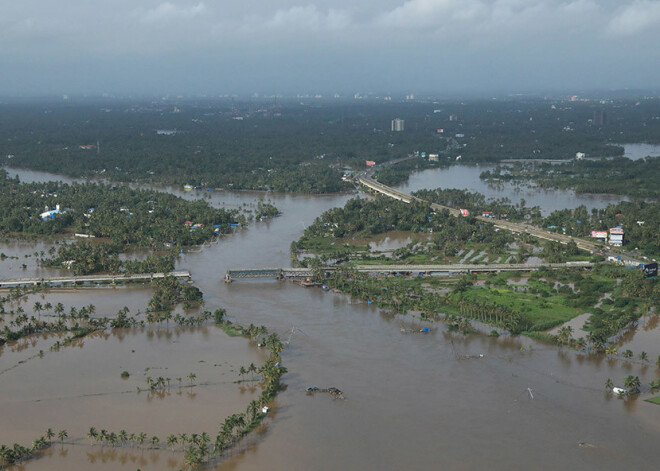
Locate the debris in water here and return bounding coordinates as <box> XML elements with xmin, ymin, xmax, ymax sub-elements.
<box><xmin>305</xmin><ymin>385</ymin><xmax>344</xmax><ymax>399</ymax></box>
<box><xmin>578</xmin><ymin>442</ymin><xmax>596</xmax><ymax>448</ymax></box>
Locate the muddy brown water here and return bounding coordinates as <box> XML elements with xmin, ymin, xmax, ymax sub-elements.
<box><xmin>1</xmin><ymin>168</ymin><xmax>658</xmax><ymax>470</ymax></box>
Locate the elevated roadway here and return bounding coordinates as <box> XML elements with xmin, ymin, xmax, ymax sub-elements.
<box><xmin>0</xmin><ymin>270</ymin><xmax>191</xmax><ymax>288</ymax></box>
<box><xmin>225</xmin><ymin>262</ymin><xmax>592</xmax><ymax>281</ymax></box>
<box><xmin>357</xmin><ymin>176</ymin><xmax>602</xmax><ymax>253</ymax></box>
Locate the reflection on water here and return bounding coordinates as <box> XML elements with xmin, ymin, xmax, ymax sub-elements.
<box><xmin>621</xmin><ymin>143</ymin><xmax>660</xmax><ymax>160</ymax></box>
<box><xmin>1</xmin><ymin>167</ymin><xmax>659</xmax><ymax>471</ymax></box>
<box><xmin>615</xmin><ymin>313</ymin><xmax>660</xmax><ymax>361</ymax></box>
<box><xmin>396</xmin><ymin>165</ymin><xmax>629</xmax><ymax>216</ymax></box>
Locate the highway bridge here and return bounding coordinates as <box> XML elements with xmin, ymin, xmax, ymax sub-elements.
<box><xmin>357</xmin><ymin>176</ymin><xmax>602</xmax><ymax>253</ymax></box>
<box><xmin>224</xmin><ymin>262</ymin><xmax>592</xmax><ymax>281</ymax></box>
<box><xmin>0</xmin><ymin>270</ymin><xmax>191</xmax><ymax>288</ymax></box>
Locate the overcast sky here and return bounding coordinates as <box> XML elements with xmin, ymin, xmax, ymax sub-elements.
<box><xmin>1</xmin><ymin>0</ymin><xmax>659</xmax><ymax>96</ymax></box>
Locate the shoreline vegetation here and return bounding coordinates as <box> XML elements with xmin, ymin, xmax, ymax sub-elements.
<box><xmin>0</xmin><ymin>169</ymin><xmax>279</xmax><ymax>275</ymax></box>
<box><xmin>480</xmin><ymin>156</ymin><xmax>660</xmax><ymax>199</ymax></box>
<box><xmin>0</xmin><ymin>277</ymin><xmax>287</xmax><ymax>468</ymax></box>
<box><xmin>292</xmin><ymin>194</ymin><xmax>659</xmax><ymax>352</ymax></box>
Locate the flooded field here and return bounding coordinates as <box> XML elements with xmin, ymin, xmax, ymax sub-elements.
<box><xmin>1</xmin><ymin>167</ymin><xmax>658</xmax><ymax>470</ymax></box>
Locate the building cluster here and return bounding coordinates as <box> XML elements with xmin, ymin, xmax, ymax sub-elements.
<box><xmin>40</xmin><ymin>205</ymin><xmax>61</xmax><ymax>220</ymax></box>
<box><xmin>608</xmin><ymin>227</ymin><xmax>624</xmax><ymax>246</ymax></box>
<box><xmin>590</xmin><ymin>227</ymin><xmax>624</xmax><ymax>246</ymax></box>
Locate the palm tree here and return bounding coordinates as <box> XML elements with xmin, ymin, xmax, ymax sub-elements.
<box><xmin>183</xmin><ymin>445</ymin><xmax>202</xmax><ymax>468</ymax></box>
<box><xmin>136</xmin><ymin>432</ymin><xmax>147</xmax><ymax>448</ymax></box>
<box><xmin>638</xmin><ymin>351</ymin><xmax>648</xmax><ymax>362</ymax></box>
<box><xmin>54</xmin><ymin>303</ymin><xmax>64</xmax><ymax>319</ymax></box>
<box><xmin>622</xmin><ymin>349</ymin><xmax>634</xmax><ymax>359</ymax></box>
<box><xmin>623</xmin><ymin>375</ymin><xmax>641</xmax><ymax>393</ymax></box>
<box><xmin>57</xmin><ymin>430</ymin><xmax>68</xmax><ymax>443</ymax></box>
<box><xmin>45</xmin><ymin>428</ymin><xmax>55</xmax><ymax>443</ymax></box>
<box><xmin>557</xmin><ymin>326</ymin><xmax>573</xmax><ymax>345</ymax></box>
<box><xmin>150</xmin><ymin>436</ymin><xmax>160</xmax><ymax>448</ymax></box>
<box><xmin>213</xmin><ymin>435</ymin><xmax>225</xmax><ymax>455</ymax></box>
<box><xmin>605</xmin><ymin>378</ymin><xmax>614</xmax><ymax>390</ymax></box>
<box><xmin>199</xmin><ymin>432</ymin><xmax>210</xmax><ymax>448</ymax></box>
<box><xmin>118</xmin><ymin>429</ymin><xmax>128</xmax><ymax>446</ymax></box>
<box><xmin>166</xmin><ymin>434</ymin><xmax>178</xmax><ymax>451</ymax></box>
<box><xmin>187</xmin><ymin>372</ymin><xmax>196</xmax><ymax>386</ymax></box>
<box><xmin>87</xmin><ymin>427</ymin><xmax>98</xmax><ymax>445</ymax></box>
<box><xmin>605</xmin><ymin>345</ymin><xmax>618</xmax><ymax>356</ymax></box>
<box><xmin>33</xmin><ymin>302</ymin><xmax>43</xmax><ymax>319</ymax></box>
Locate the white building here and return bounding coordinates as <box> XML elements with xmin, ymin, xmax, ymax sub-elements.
<box><xmin>391</xmin><ymin>118</ymin><xmax>404</xmax><ymax>132</ymax></box>
<box><xmin>609</xmin><ymin>227</ymin><xmax>624</xmax><ymax>246</ymax></box>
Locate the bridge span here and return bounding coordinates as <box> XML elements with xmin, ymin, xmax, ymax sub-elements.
<box><xmin>357</xmin><ymin>176</ymin><xmax>601</xmax><ymax>252</ymax></box>
<box><xmin>224</xmin><ymin>262</ymin><xmax>592</xmax><ymax>281</ymax></box>
<box><xmin>0</xmin><ymin>270</ymin><xmax>191</xmax><ymax>288</ymax></box>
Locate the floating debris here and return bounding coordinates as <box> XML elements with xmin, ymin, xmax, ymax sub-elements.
<box><xmin>305</xmin><ymin>385</ymin><xmax>344</xmax><ymax>399</ymax></box>
<box><xmin>578</xmin><ymin>441</ymin><xmax>596</xmax><ymax>449</ymax></box>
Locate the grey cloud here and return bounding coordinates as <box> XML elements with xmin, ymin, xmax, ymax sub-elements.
<box><xmin>0</xmin><ymin>0</ymin><xmax>658</xmax><ymax>95</ymax></box>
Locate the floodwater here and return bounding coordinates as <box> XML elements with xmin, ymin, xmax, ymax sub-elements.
<box><xmin>621</xmin><ymin>143</ymin><xmax>660</xmax><ymax>160</ymax></box>
<box><xmin>1</xmin><ymin>167</ymin><xmax>658</xmax><ymax>470</ymax></box>
<box><xmin>397</xmin><ymin>165</ymin><xmax>629</xmax><ymax>216</ymax></box>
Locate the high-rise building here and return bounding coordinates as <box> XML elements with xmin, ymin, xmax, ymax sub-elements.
<box><xmin>593</xmin><ymin>110</ymin><xmax>607</xmax><ymax>126</ymax></box>
<box><xmin>391</xmin><ymin>118</ymin><xmax>404</xmax><ymax>132</ymax></box>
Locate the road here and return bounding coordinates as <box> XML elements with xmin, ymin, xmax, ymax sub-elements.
<box><xmin>357</xmin><ymin>174</ymin><xmax>603</xmax><ymax>253</ymax></box>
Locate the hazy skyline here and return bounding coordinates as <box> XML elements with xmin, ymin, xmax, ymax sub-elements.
<box><xmin>1</xmin><ymin>0</ymin><xmax>659</xmax><ymax>96</ymax></box>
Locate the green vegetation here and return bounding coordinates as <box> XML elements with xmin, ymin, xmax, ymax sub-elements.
<box><xmin>542</xmin><ymin>200</ymin><xmax>660</xmax><ymax>257</ymax></box>
<box><xmin>0</xmin><ymin>429</ymin><xmax>66</xmax><ymax>466</ymax></box>
<box><xmin>647</xmin><ymin>396</ymin><xmax>660</xmax><ymax>405</ymax></box>
<box><xmin>481</xmin><ymin>157</ymin><xmax>660</xmax><ymax>199</ymax></box>
<box><xmin>4</xmin><ymin>97</ymin><xmax>660</xmax><ymax>193</ymax></box>
<box><xmin>373</xmin><ymin>157</ymin><xmax>444</xmax><ymax>186</ymax></box>
<box><xmin>82</xmin><ymin>323</ymin><xmax>284</xmax><ymax>468</ymax></box>
<box><xmin>0</xmin><ymin>169</ymin><xmax>280</xmax><ymax>274</ymax></box>
<box><xmin>147</xmin><ymin>276</ymin><xmax>203</xmax><ymax>313</ymax></box>
<box><xmin>318</xmin><ymin>265</ymin><xmax>657</xmax><ymax>340</ymax></box>
<box><xmin>413</xmin><ymin>188</ymin><xmax>542</xmax><ymax>222</ymax></box>
<box><xmin>42</xmin><ymin>242</ymin><xmax>175</xmax><ymax>275</ymax></box>
<box><xmin>1</xmin><ymin>277</ymin><xmax>287</xmax><ymax>469</ymax></box>
<box><xmin>0</xmin><ymin>169</ymin><xmax>242</xmax><ymax>243</ymax></box>
<box><xmin>293</xmin><ymin>194</ymin><xmax>658</xmax><ymax>344</ymax></box>
<box><xmin>294</xmin><ymin>194</ymin><xmax>563</xmax><ymax>267</ymax></box>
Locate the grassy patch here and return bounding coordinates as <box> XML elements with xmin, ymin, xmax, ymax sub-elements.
<box><xmin>450</xmin><ymin>286</ymin><xmax>578</xmax><ymax>330</ymax></box>
<box><xmin>646</xmin><ymin>396</ymin><xmax>660</xmax><ymax>405</ymax></box>
<box><xmin>297</xmin><ymin>236</ymin><xmax>368</xmax><ymax>254</ymax></box>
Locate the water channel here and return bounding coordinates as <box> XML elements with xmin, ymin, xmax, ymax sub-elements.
<box><xmin>1</xmin><ymin>161</ymin><xmax>658</xmax><ymax>470</ymax></box>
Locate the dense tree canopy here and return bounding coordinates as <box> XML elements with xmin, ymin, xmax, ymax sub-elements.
<box><xmin>3</xmin><ymin>97</ymin><xmax>659</xmax><ymax>192</ymax></box>
<box><xmin>0</xmin><ymin>169</ymin><xmax>244</xmax><ymax>247</ymax></box>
